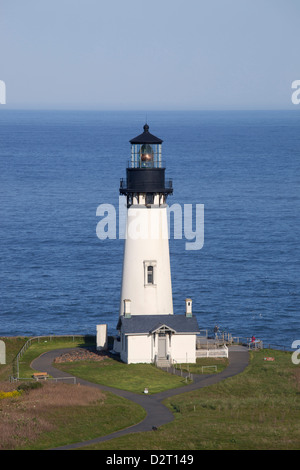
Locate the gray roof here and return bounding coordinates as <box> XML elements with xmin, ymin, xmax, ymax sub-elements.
<box><xmin>117</xmin><ymin>314</ymin><xmax>200</xmax><ymax>335</ymax></box>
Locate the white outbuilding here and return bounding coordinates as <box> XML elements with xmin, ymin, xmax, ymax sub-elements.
<box><xmin>116</xmin><ymin>313</ymin><xmax>199</xmax><ymax>365</ymax></box>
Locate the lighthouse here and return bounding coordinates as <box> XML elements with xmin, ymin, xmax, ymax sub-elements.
<box><xmin>115</xmin><ymin>124</ymin><xmax>200</xmax><ymax>365</ymax></box>
<box><xmin>119</xmin><ymin>124</ymin><xmax>173</xmax><ymax>317</ymax></box>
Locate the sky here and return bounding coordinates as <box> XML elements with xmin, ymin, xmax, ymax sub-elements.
<box><xmin>0</xmin><ymin>0</ymin><xmax>300</xmax><ymax>110</ymax></box>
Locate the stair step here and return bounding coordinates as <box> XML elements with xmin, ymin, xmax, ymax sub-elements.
<box><xmin>156</xmin><ymin>359</ymin><xmax>171</xmax><ymax>367</ymax></box>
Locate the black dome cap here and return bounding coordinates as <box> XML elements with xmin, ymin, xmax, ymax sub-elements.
<box><xmin>130</xmin><ymin>124</ymin><xmax>163</xmax><ymax>145</ymax></box>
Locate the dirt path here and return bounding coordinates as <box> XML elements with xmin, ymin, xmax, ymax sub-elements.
<box><xmin>31</xmin><ymin>345</ymin><xmax>249</xmax><ymax>450</ymax></box>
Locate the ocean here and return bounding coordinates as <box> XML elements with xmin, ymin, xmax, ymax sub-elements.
<box><xmin>0</xmin><ymin>109</ymin><xmax>299</xmax><ymax>350</ymax></box>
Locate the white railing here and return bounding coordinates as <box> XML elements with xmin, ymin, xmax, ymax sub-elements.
<box><xmin>196</xmin><ymin>345</ymin><xmax>228</xmax><ymax>358</ymax></box>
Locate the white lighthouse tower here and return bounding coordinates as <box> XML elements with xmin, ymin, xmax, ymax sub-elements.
<box><xmin>119</xmin><ymin>124</ymin><xmax>173</xmax><ymax>317</ymax></box>
<box><xmin>115</xmin><ymin>124</ymin><xmax>199</xmax><ymax>365</ymax></box>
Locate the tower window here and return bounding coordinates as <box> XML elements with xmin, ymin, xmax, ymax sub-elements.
<box><xmin>146</xmin><ymin>194</ymin><xmax>154</xmax><ymax>205</ymax></box>
<box><xmin>147</xmin><ymin>265</ymin><xmax>154</xmax><ymax>284</ymax></box>
<box><xmin>144</xmin><ymin>260</ymin><xmax>157</xmax><ymax>286</ymax></box>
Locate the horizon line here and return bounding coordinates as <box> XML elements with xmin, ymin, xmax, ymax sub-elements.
<box><xmin>1</xmin><ymin>107</ymin><xmax>299</xmax><ymax>112</ymax></box>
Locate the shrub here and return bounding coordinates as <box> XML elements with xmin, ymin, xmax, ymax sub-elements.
<box><xmin>0</xmin><ymin>390</ymin><xmax>21</xmax><ymax>400</ymax></box>
<box><xmin>17</xmin><ymin>381</ymin><xmax>43</xmax><ymax>393</ymax></box>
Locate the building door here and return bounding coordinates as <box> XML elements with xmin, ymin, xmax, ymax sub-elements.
<box><xmin>158</xmin><ymin>334</ymin><xmax>167</xmax><ymax>358</ymax></box>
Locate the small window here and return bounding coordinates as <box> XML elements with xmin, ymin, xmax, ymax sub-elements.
<box><xmin>147</xmin><ymin>265</ymin><xmax>154</xmax><ymax>284</ymax></box>
<box><xmin>144</xmin><ymin>260</ymin><xmax>156</xmax><ymax>286</ymax></box>
<box><xmin>146</xmin><ymin>194</ymin><xmax>154</xmax><ymax>205</ymax></box>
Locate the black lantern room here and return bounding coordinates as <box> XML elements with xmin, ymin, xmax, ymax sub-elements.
<box><xmin>119</xmin><ymin>124</ymin><xmax>173</xmax><ymax>201</ymax></box>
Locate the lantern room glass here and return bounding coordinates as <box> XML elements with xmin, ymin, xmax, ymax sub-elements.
<box><xmin>131</xmin><ymin>143</ymin><xmax>162</xmax><ymax>168</ymax></box>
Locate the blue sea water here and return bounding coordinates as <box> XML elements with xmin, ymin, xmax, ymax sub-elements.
<box><xmin>0</xmin><ymin>109</ymin><xmax>299</xmax><ymax>350</ymax></box>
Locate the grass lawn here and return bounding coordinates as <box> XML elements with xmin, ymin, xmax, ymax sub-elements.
<box><xmin>0</xmin><ymin>381</ymin><xmax>146</xmax><ymax>450</ymax></box>
<box><xmin>176</xmin><ymin>357</ymin><xmax>229</xmax><ymax>375</ymax></box>
<box><xmin>82</xmin><ymin>349</ymin><xmax>300</xmax><ymax>450</ymax></box>
<box><xmin>0</xmin><ymin>336</ymin><xmax>147</xmax><ymax>450</ymax></box>
<box><xmin>1</xmin><ymin>335</ymin><xmax>95</xmax><ymax>381</ymax></box>
<box><xmin>17</xmin><ymin>336</ymin><xmax>96</xmax><ymax>379</ymax></box>
<box><xmin>55</xmin><ymin>358</ymin><xmax>189</xmax><ymax>394</ymax></box>
<box><xmin>23</xmin><ymin>388</ymin><xmax>146</xmax><ymax>451</ymax></box>
<box><xmin>9</xmin><ymin>335</ymin><xmax>189</xmax><ymax>393</ymax></box>
<box><xmin>1</xmin><ymin>338</ymin><xmax>299</xmax><ymax>450</ymax></box>
<box><xmin>0</xmin><ymin>337</ymin><xmax>29</xmax><ymax>381</ymax></box>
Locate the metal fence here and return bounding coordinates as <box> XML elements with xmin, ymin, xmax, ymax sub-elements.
<box><xmin>10</xmin><ymin>376</ymin><xmax>77</xmax><ymax>384</ymax></box>
<box><xmin>197</xmin><ymin>330</ymin><xmax>293</xmax><ymax>352</ymax></box>
<box><xmin>11</xmin><ymin>334</ymin><xmax>95</xmax><ymax>381</ymax></box>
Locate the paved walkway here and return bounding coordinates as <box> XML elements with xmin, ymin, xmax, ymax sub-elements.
<box><xmin>31</xmin><ymin>345</ymin><xmax>249</xmax><ymax>450</ymax></box>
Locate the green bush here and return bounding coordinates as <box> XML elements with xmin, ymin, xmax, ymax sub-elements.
<box><xmin>17</xmin><ymin>381</ymin><xmax>43</xmax><ymax>393</ymax></box>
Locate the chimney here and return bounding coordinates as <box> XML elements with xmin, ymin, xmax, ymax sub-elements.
<box><xmin>185</xmin><ymin>298</ymin><xmax>192</xmax><ymax>317</ymax></box>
